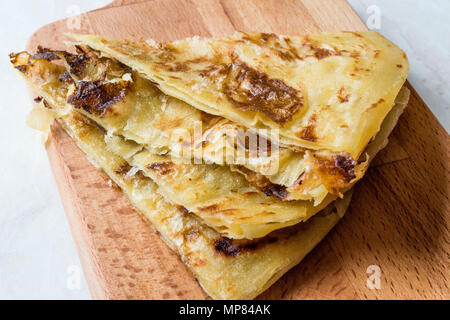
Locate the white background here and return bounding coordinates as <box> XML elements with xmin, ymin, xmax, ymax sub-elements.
<box><xmin>0</xmin><ymin>0</ymin><xmax>448</xmax><ymax>299</ymax></box>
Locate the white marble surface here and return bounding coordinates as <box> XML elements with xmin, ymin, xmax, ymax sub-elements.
<box><xmin>0</xmin><ymin>0</ymin><xmax>448</xmax><ymax>299</ymax></box>
<box><xmin>349</xmin><ymin>0</ymin><xmax>450</xmax><ymax>130</ymax></box>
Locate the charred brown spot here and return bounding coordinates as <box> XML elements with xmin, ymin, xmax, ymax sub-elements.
<box><xmin>261</xmin><ymin>184</ymin><xmax>287</xmax><ymax>200</ymax></box>
<box><xmin>312</xmin><ymin>46</ymin><xmax>333</xmax><ymax>59</ymax></box>
<box><xmin>63</xmin><ymin>52</ymin><xmax>90</xmax><ymax>79</ymax></box>
<box><xmin>196</xmin><ymin>140</ymin><xmax>209</xmax><ymax>149</ymax></box>
<box><xmin>337</xmin><ymin>88</ymin><xmax>350</xmax><ymax>103</ymax></box>
<box><xmin>224</xmin><ymin>60</ymin><xmax>303</xmax><ymax>123</ymax></box>
<box><xmin>198</xmin><ymin>204</ymin><xmax>218</xmax><ymax>212</ymax></box>
<box><xmin>396</xmin><ymin>64</ymin><xmax>403</xmax><ymax>68</ymax></box>
<box><xmin>260</xmin><ymin>33</ymin><xmax>277</xmax><ymax>43</ymax></box>
<box><xmin>300</xmin><ymin>152</ymin><xmax>357</xmax><ymax>195</ymax></box>
<box><xmin>213</xmin><ymin>211</ymin><xmax>328</xmax><ymax>257</ymax></box>
<box><xmin>15</xmin><ymin>65</ymin><xmax>27</xmax><ymax>73</ymax></box>
<box><xmin>214</xmin><ymin>236</ymin><xmax>278</xmax><ymax>257</ymax></box>
<box><xmin>199</xmin><ymin>110</ymin><xmax>220</xmax><ymax>128</ymax></box>
<box><xmin>242</xmin><ymin>33</ymin><xmax>301</xmax><ymax>62</ymax></box>
<box><xmin>33</xmin><ymin>96</ymin><xmax>42</xmax><ymax>103</ymax></box>
<box><xmin>175</xmin><ymin>205</ymin><xmax>191</xmax><ymax>215</ymax></box>
<box><xmin>167</xmin><ymin>56</ymin><xmax>209</xmax><ymax>72</ymax></box>
<box><xmin>242</xmin><ymin>32</ymin><xmax>278</xmax><ymax>45</ymax></box>
<box><xmin>333</xmin><ymin>154</ymin><xmax>357</xmax><ymax>182</ymax></box>
<box><xmin>42</xmin><ymin>100</ymin><xmax>52</xmax><ymax>109</ymax></box>
<box><xmin>199</xmin><ymin>63</ymin><xmax>229</xmax><ymax>78</ymax></box>
<box><xmin>59</xmin><ymin>70</ymin><xmax>74</xmax><ymax>84</ymax></box>
<box><xmin>366</xmin><ymin>98</ymin><xmax>385</xmax><ymax>112</ymax></box>
<box><xmin>299</xmin><ymin>125</ymin><xmax>316</xmax><ymax>141</ymax></box>
<box><xmin>287</xmin><ymin>46</ymin><xmax>302</xmax><ymax>60</ymax></box>
<box><xmin>299</xmin><ymin>114</ymin><xmax>317</xmax><ymax>142</ymax></box>
<box><xmin>167</xmin><ymin>62</ymin><xmax>189</xmax><ymax>72</ymax></box>
<box><xmin>274</xmin><ymin>46</ymin><xmax>304</xmax><ymax>62</ymax></box>
<box><xmin>232</xmin><ymin>166</ymin><xmax>287</xmax><ymax>200</ymax></box>
<box><xmin>67</xmin><ymin>80</ymin><xmax>129</xmax><ymax>117</ymax></box>
<box><xmin>309</xmin><ymin>46</ymin><xmax>356</xmax><ymax>60</ymax></box>
<box><xmin>214</xmin><ymin>237</ymin><xmax>240</xmax><ymax>256</ymax></box>
<box><xmin>74</xmin><ymin>45</ymin><xmax>89</xmax><ymax>55</ymax></box>
<box><xmin>186</xmin><ymin>57</ymin><xmax>208</xmax><ymax>64</ymax></box>
<box><xmin>115</xmin><ymin>164</ymin><xmax>132</xmax><ymax>175</ymax></box>
<box><xmin>275</xmin><ymin>50</ymin><xmax>295</xmax><ymax>61</ymax></box>
<box><xmin>95</xmin><ymin>122</ymin><xmax>107</xmax><ymax>133</ymax></box>
<box><xmin>9</xmin><ymin>52</ymin><xmax>19</xmax><ymax>64</ymax></box>
<box><xmin>146</xmin><ymin>162</ymin><xmax>173</xmax><ymax>175</ymax></box>
<box><xmin>350</xmin><ymin>51</ymin><xmax>361</xmax><ymax>59</ymax></box>
<box><xmin>31</xmin><ymin>47</ymin><xmax>60</xmax><ymax>61</ymax></box>
<box><xmin>316</xmin><ymin>153</ymin><xmax>356</xmax><ymax>184</ymax></box>
<box><xmin>302</xmin><ymin>38</ymin><xmax>358</xmax><ymax>61</ymax></box>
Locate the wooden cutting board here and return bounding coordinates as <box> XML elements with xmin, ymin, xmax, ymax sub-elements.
<box><xmin>25</xmin><ymin>0</ymin><xmax>449</xmax><ymax>299</ymax></box>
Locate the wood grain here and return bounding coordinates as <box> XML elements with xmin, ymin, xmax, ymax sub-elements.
<box><xmin>46</xmin><ymin>122</ymin><xmax>208</xmax><ymax>299</ymax></box>
<box><xmin>25</xmin><ymin>0</ymin><xmax>449</xmax><ymax>299</ymax></box>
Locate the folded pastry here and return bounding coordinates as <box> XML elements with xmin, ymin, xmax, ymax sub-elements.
<box><xmin>11</xmin><ymin>30</ymin><xmax>409</xmax><ymax>299</ymax></box>
<box><xmin>68</xmin><ymin>31</ymin><xmax>409</xmax><ymax>203</ymax></box>
<box><xmin>58</xmin><ymin>45</ymin><xmax>365</xmax><ymax>204</ymax></box>
<box><xmin>71</xmin><ymin>32</ymin><xmax>408</xmax><ymax>158</ymax></box>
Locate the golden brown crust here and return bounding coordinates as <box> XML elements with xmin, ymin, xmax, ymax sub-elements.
<box><xmin>289</xmin><ymin>151</ymin><xmax>357</xmax><ymax>196</ymax></box>
<box><xmin>67</xmin><ymin>80</ymin><xmax>130</xmax><ymax>117</ymax></box>
<box><xmin>223</xmin><ymin>60</ymin><xmax>303</xmax><ymax>123</ymax></box>
<box><xmin>214</xmin><ymin>235</ymin><xmax>279</xmax><ymax>257</ymax></box>
<box><xmin>30</xmin><ymin>46</ymin><xmax>61</xmax><ymax>61</ymax></box>
<box><xmin>145</xmin><ymin>161</ymin><xmax>174</xmax><ymax>175</ymax></box>
<box><xmin>232</xmin><ymin>165</ymin><xmax>287</xmax><ymax>200</ymax></box>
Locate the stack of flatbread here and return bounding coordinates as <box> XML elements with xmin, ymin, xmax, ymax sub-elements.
<box><xmin>11</xmin><ymin>31</ymin><xmax>409</xmax><ymax>299</ymax></box>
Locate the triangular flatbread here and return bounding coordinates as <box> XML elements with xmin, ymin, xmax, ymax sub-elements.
<box><xmin>10</xmin><ymin>31</ymin><xmax>410</xmax><ymax>299</ymax></box>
